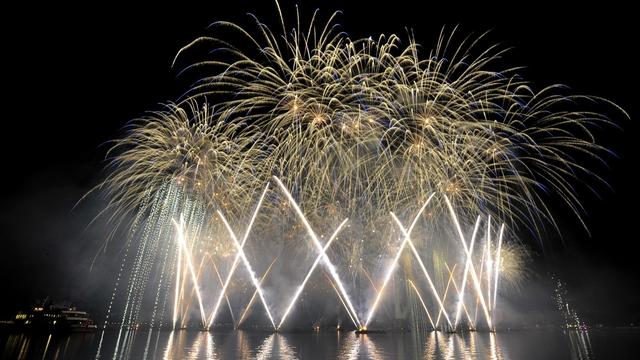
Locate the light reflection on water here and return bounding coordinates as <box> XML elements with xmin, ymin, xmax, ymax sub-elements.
<box><xmin>1</xmin><ymin>328</ymin><xmax>637</xmax><ymax>359</ymax></box>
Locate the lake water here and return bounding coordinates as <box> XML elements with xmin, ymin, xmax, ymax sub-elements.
<box><xmin>1</xmin><ymin>328</ymin><xmax>638</xmax><ymax>359</ymax></box>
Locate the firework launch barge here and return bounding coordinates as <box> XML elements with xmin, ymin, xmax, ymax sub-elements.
<box><xmin>12</xmin><ymin>305</ymin><xmax>97</xmax><ymax>332</ymax></box>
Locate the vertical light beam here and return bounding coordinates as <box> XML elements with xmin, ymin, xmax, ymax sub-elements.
<box><xmin>492</xmin><ymin>223</ymin><xmax>505</xmax><ymax>330</ymax></box>
<box><xmin>486</xmin><ymin>216</ymin><xmax>492</xmax><ymax>314</ymax></box>
<box><xmin>172</xmin><ymin>237</ymin><xmax>182</xmax><ymax>329</ymax></box>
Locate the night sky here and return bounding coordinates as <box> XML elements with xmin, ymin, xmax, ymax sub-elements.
<box><xmin>2</xmin><ymin>1</ymin><xmax>637</xmax><ymax>325</ymax></box>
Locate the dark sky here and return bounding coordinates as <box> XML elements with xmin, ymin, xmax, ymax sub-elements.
<box><xmin>2</xmin><ymin>1</ymin><xmax>637</xmax><ymax>324</ymax></box>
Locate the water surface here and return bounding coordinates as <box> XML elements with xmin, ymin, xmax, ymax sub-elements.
<box><xmin>2</xmin><ymin>328</ymin><xmax>638</xmax><ymax>359</ymax></box>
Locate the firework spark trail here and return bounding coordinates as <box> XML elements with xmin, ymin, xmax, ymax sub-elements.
<box><xmin>278</xmin><ymin>218</ymin><xmax>349</xmax><ymax>329</ymax></box>
<box><xmin>273</xmin><ymin>176</ymin><xmax>361</xmax><ymax>327</ymax></box>
<box><xmin>177</xmin><ymin>197</ymin><xmax>208</xmax><ymax>328</ymax></box>
<box><xmin>217</xmin><ymin>210</ymin><xmax>276</xmax><ymax>329</ymax></box>
<box><xmin>454</xmin><ymin>216</ymin><xmax>481</xmax><ymax>330</ymax></box>
<box><xmin>177</xmin><ymin>254</ymin><xmax>190</xmax><ymax>326</ymax></box>
<box><xmin>362</xmin><ymin>269</ymin><xmax>379</xmax><ymax>293</ymax></box>
<box><xmin>407</xmin><ymin>280</ymin><xmax>435</xmax><ymax>329</ymax></box>
<box><xmin>486</xmin><ymin>216</ymin><xmax>492</xmax><ymax>315</ymax></box>
<box><xmin>445</xmin><ymin>263</ymin><xmax>474</xmax><ymax>329</ymax></box>
<box><xmin>207</xmin><ymin>184</ymin><xmax>270</xmax><ymax>329</ymax></box>
<box><xmin>445</xmin><ymin>195</ymin><xmax>492</xmax><ymax>329</ymax></box>
<box><xmin>161</xmin><ymin>8</ymin><xmax>621</xmax><ymax>241</ymax></box>
<box><xmin>324</xmin><ymin>274</ymin><xmax>358</xmax><ymax>328</ymax></box>
<box><xmin>180</xmin><ymin>256</ymin><xmax>208</xmax><ymax>328</ymax></box>
<box><xmin>210</xmin><ymin>258</ymin><xmax>235</xmax><ymax>325</ymax></box>
<box><xmin>365</xmin><ymin>194</ymin><xmax>435</xmax><ymax>327</ymax></box>
<box><xmin>113</xmin><ymin>189</ymin><xmax>174</xmax><ymax>346</ymax></box>
<box><xmin>475</xmin><ymin>243</ymin><xmax>488</xmax><ymax>327</ymax></box>
<box><xmin>237</xmin><ymin>256</ymin><xmax>279</xmax><ymax>328</ymax></box>
<box><xmin>238</xmin><ymin>288</ymin><xmax>259</xmax><ymax>329</ymax></box>
<box><xmin>148</xmin><ymin>207</ymin><xmax>178</xmax><ymax>330</ymax></box>
<box><xmin>172</xmin><ymin>233</ymin><xmax>182</xmax><ymax>329</ymax></box>
<box><xmin>436</xmin><ymin>264</ymin><xmax>457</xmax><ymax>328</ymax></box>
<box><xmin>172</xmin><ymin>217</ymin><xmax>207</xmax><ymax>328</ymax></box>
<box><xmin>492</xmin><ymin>224</ymin><xmax>505</xmax><ymax>329</ymax></box>
<box><xmin>393</xmin><ymin>212</ymin><xmax>453</xmax><ymax>329</ymax></box>
<box><xmin>118</xmin><ymin>214</ymin><xmax>153</xmax><ymax>332</ymax></box>
<box><xmin>476</xmin><ymin>216</ymin><xmax>490</xmax><ymax>327</ymax></box>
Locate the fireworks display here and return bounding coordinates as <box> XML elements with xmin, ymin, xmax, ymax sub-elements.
<box><xmin>93</xmin><ymin>2</ymin><xmax>624</xmax><ymax>339</ymax></box>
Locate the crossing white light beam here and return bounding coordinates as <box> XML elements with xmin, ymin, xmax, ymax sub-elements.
<box><xmin>444</xmin><ymin>195</ymin><xmax>492</xmax><ymax>329</ymax></box>
<box><xmin>325</xmin><ymin>274</ymin><xmax>358</xmax><ymax>328</ymax></box>
<box><xmin>237</xmin><ymin>255</ymin><xmax>279</xmax><ymax>329</ymax></box>
<box><xmin>172</xmin><ymin>217</ymin><xmax>207</xmax><ymax>328</ymax></box>
<box><xmin>364</xmin><ymin>194</ymin><xmax>434</xmax><ymax>327</ymax></box>
<box><xmin>273</xmin><ymin>176</ymin><xmax>361</xmax><ymax>327</ymax></box>
<box><xmin>392</xmin><ymin>213</ymin><xmax>453</xmax><ymax>329</ymax></box>
<box><xmin>207</xmin><ymin>184</ymin><xmax>270</xmax><ymax>329</ymax></box>
<box><xmin>454</xmin><ymin>216</ymin><xmax>481</xmax><ymax>330</ymax></box>
<box><xmin>444</xmin><ymin>262</ymin><xmax>474</xmax><ymax>328</ymax></box>
<box><xmin>436</xmin><ymin>263</ymin><xmax>456</xmax><ymax>328</ymax></box>
<box><xmin>278</xmin><ymin>218</ymin><xmax>349</xmax><ymax>329</ymax></box>
<box><xmin>217</xmin><ymin>210</ymin><xmax>276</xmax><ymax>329</ymax></box>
